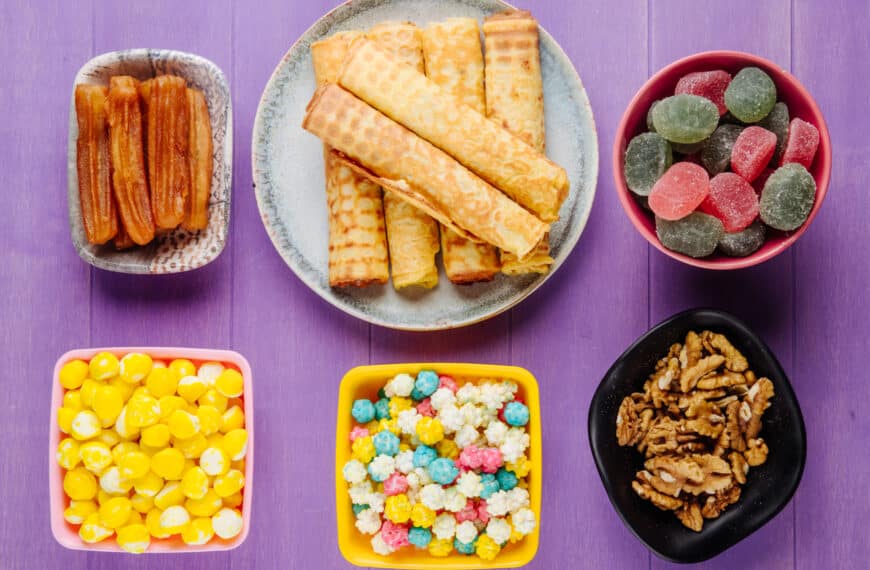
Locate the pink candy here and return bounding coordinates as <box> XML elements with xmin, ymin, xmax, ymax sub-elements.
<box><xmin>416</xmin><ymin>399</ymin><xmax>435</xmax><ymax>417</ymax></box>
<box><xmin>781</xmin><ymin>118</ymin><xmax>819</xmax><ymax>169</ymax></box>
<box><xmin>648</xmin><ymin>162</ymin><xmax>710</xmax><ymax>221</ymax></box>
<box><xmin>381</xmin><ymin>521</ymin><xmax>410</xmax><ymax>548</ymax></box>
<box><xmin>438</xmin><ymin>375</ymin><xmax>458</xmax><ymax>393</ymax></box>
<box><xmin>458</xmin><ymin>445</ymin><xmax>484</xmax><ymax>470</ymax></box>
<box><xmin>675</xmin><ymin>70</ymin><xmax>732</xmax><ymax>116</ymax></box>
<box><xmin>456</xmin><ymin>499</ymin><xmax>478</xmax><ymax>523</ymax></box>
<box><xmin>480</xmin><ymin>448</ymin><xmax>503</xmax><ymax>474</ymax></box>
<box><xmin>349</xmin><ymin>426</ymin><xmax>369</xmax><ymax>442</ymax></box>
<box><xmin>477</xmin><ymin>500</ymin><xmax>490</xmax><ymax>524</ymax></box>
<box><xmin>699</xmin><ymin>173</ymin><xmax>759</xmax><ymax>232</ymax></box>
<box><xmin>731</xmin><ymin>126</ymin><xmax>777</xmax><ymax>182</ymax></box>
<box><xmin>383</xmin><ymin>472</ymin><xmax>408</xmax><ymax>496</ymax></box>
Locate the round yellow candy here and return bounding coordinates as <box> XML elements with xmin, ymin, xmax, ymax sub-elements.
<box><xmin>174</xmin><ymin>433</ymin><xmax>208</xmax><ymax>459</ymax></box>
<box><xmin>56</xmin><ymin>437</ymin><xmax>81</xmax><ymax>470</ymax></box>
<box><xmin>145</xmin><ymin>508</ymin><xmax>172</xmax><ymax>539</ymax></box>
<box><xmin>96</xmin><ymin>429</ymin><xmax>121</xmax><ymax>448</ymax></box>
<box><xmin>63</xmin><ymin>468</ymin><xmax>97</xmax><ymax>501</ymax></box>
<box><xmin>429</xmin><ymin>537</ymin><xmax>453</xmax><ymax>557</ymax></box>
<box><xmin>197</xmin><ymin>362</ymin><xmax>224</xmax><ymax>386</ymax></box>
<box><xmin>64</xmin><ymin>500</ymin><xmax>98</xmax><ymax>524</ymax></box>
<box><xmin>351</xmin><ymin>436</ymin><xmax>375</xmax><ymax>464</ymax></box>
<box><xmin>119</xmin><ymin>352</ymin><xmax>152</xmax><ymax>384</ymax></box>
<box><xmin>384</xmin><ymin>494</ymin><xmax>412</xmax><ymax>524</ymax></box>
<box><xmin>70</xmin><ymin>410</ymin><xmax>101</xmax><ymax>441</ymax></box>
<box><xmin>133</xmin><ymin>471</ymin><xmax>164</xmax><ymax>498</ymax></box>
<box><xmin>60</xmin><ymin>359</ymin><xmax>89</xmax><ymax>389</ymax></box>
<box><xmin>116</xmin><ymin>523</ymin><xmax>150</xmax><ymax>553</ymax></box>
<box><xmin>185</xmin><ymin>489</ymin><xmax>223</xmax><ymax>517</ymax></box>
<box><xmin>79</xmin><ymin>441</ymin><xmax>113</xmax><ymax>473</ymax></box>
<box><xmin>220</xmin><ymin>406</ymin><xmax>245</xmax><ymax>433</ymax></box>
<box><xmin>214</xmin><ymin>369</ymin><xmax>244</xmax><ymax>398</ymax></box>
<box><xmin>213</xmin><ymin>469</ymin><xmax>245</xmax><ymax>498</ymax></box>
<box><xmin>196</xmin><ymin>405</ymin><xmax>222</xmax><ymax>436</ymax></box>
<box><xmin>79</xmin><ymin>512</ymin><xmax>113</xmax><ymax>543</ymax></box>
<box><xmin>221</xmin><ymin>429</ymin><xmax>248</xmax><ymax>461</ymax></box>
<box><xmin>92</xmin><ymin>385</ymin><xmax>124</xmax><ymax>426</ymax></box>
<box><xmin>198</xmin><ymin>389</ymin><xmax>228</xmax><ymax>413</ymax></box>
<box><xmin>140</xmin><ymin>423</ymin><xmax>171</xmax><ymax>448</ymax></box>
<box><xmin>181</xmin><ymin>517</ymin><xmax>215</xmax><ymax>545</ymax></box>
<box><xmin>159</xmin><ymin>505</ymin><xmax>191</xmax><ymax>534</ymax></box>
<box><xmin>151</xmin><ymin>447</ymin><xmax>186</xmax><ymax>480</ymax></box>
<box><xmin>415</xmin><ymin>417</ymin><xmax>444</xmax><ymax>445</ymax></box>
<box><xmin>180</xmin><ymin>466</ymin><xmax>209</xmax><ymax>500</ymax></box>
<box><xmin>89</xmin><ymin>352</ymin><xmax>120</xmax><ymax>381</ymax></box>
<box><xmin>177</xmin><ymin>375</ymin><xmax>208</xmax><ymax>403</ymax></box>
<box><xmin>158</xmin><ymin>395</ymin><xmax>187</xmax><ymax>421</ymax></box>
<box><xmin>109</xmin><ymin>376</ymin><xmax>135</xmax><ymax>402</ymax></box>
<box><xmin>410</xmin><ymin>503</ymin><xmax>436</xmax><ymax>528</ymax></box>
<box><xmin>99</xmin><ymin>466</ymin><xmax>133</xmax><ymax>494</ymax></box>
<box><xmin>57</xmin><ymin>407</ymin><xmax>76</xmax><ymax>435</ymax></box>
<box><xmin>119</xmin><ymin>450</ymin><xmax>151</xmax><ymax>480</ymax></box>
<box><xmin>154</xmin><ymin>481</ymin><xmax>185</xmax><ymax>510</ymax></box>
<box><xmin>200</xmin><ymin>447</ymin><xmax>230</xmax><ymax>476</ymax></box>
<box><xmin>146</xmin><ymin>368</ymin><xmax>179</xmax><ymax>399</ymax></box>
<box><xmin>130</xmin><ymin>492</ymin><xmax>154</xmax><ymax>514</ymax></box>
<box><xmin>111</xmin><ymin>441</ymin><xmax>139</xmax><ymax>465</ymax></box>
<box><xmin>211</xmin><ymin>507</ymin><xmax>243</xmax><ymax>539</ymax></box>
<box><xmin>80</xmin><ymin>379</ymin><xmax>99</xmax><ymax>408</ymax></box>
<box><xmin>127</xmin><ymin>393</ymin><xmax>161</xmax><ymax>428</ymax></box>
<box><xmin>169</xmin><ymin>359</ymin><xmax>197</xmax><ymax>378</ymax></box>
<box><xmin>222</xmin><ymin>492</ymin><xmax>243</xmax><ymax>509</ymax></box>
<box><xmin>113</xmin><ymin>406</ymin><xmax>140</xmax><ymax>440</ymax></box>
<box><xmin>475</xmin><ymin>534</ymin><xmax>501</xmax><ymax>560</ymax></box>
<box><xmin>126</xmin><ymin>510</ymin><xmax>144</xmax><ymax>525</ymax></box>
<box><xmin>168</xmin><ymin>409</ymin><xmax>201</xmax><ymax>439</ymax></box>
<box><xmin>99</xmin><ymin>496</ymin><xmax>133</xmax><ymax>529</ymax></box>
<box><xmin>63</xmin><ymin>390</ymin><xmax>83</xmax><ymax>411</ymax></box>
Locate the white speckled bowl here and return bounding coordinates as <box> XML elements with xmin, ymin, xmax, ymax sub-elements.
<box><xmin>253</xmin><ymin>0</ymin><xmax>598</xmax><ymax>330</ymax></box>
<box><xmin>68</xmin><ymin>49</ymin><xmax>232</xmax><ymax>274</ymax></box>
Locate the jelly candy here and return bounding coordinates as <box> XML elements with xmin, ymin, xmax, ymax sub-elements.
<box><xmin>624</xmin><ymin>132</ymin><xmax>672</xmax><ymax>196</ymax></box>
<box><xmin>731</xmin><ymin>126</ymin><xmax>777</xmax><ymax>182</ymax></box>
<box><xmin>675</xmin><ymin>70</ymin><xmax>731</xmax><ymax>115</ymax></box>
<box><xmin>646</xmin><ymin>100</ymin><xmax>660</xmax><ymax>132</ymax></box>
<box><xmin>699</xmin><ymin>173</ymin><xmax>759</xmax><ymax>232</ymax></box>
<box><xmin>780</xmin><ymin>118</ymin><xmax>820</xmax><ymax>169</ymax></box>
<box><xmin>759</xmin><ymin>163</ymin><xmax>816</xmax><ymax>231</ymax></box>
<box><xmin>648</xmin><ymin>162</ymin><xmax>710</xmax><ymax>221</ymax></box>
<box><xmin>656</xmin><ymin>212</ymin><xmax>724</xmax><ymax>258</ymax></box>
<box><xmin>651</xmin><ymin>94</ymin><xmax>719</xmax><ymax>144</ymax></box>
<box><xmin>724</xmin><ymin>67</ymin><xmax>777</xmax><ymax>123</ymax></box>
<box><xmin>701</xmin><ymin>124</ymin><xmax>743</xmax><ymax>175</ymax></box>
<box><xmin>718</xmin><ymin>221</ymin><xmax>766</xmax><ymax>257</ymax></box>
<box><xmin>758</xmin><ymin>102</ymin><xmax>789</xmax><ymax>165</ymax></box>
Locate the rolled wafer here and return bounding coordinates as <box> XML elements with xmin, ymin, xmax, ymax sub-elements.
<box><xmin>337</xmin><ymin>37</ymin><xmax>568</xmax><ymax>222</ymax></box>
<box><xmin>302</xmin><ymin>84</ymin><xmax>548</xmax><ymax>259</ymax></box>
<box><xmin>421</xmin><ymin>18</ymin><xmax>500</xmax><ymax>284</ymax></box>
<box><xmin>311</xmin><ymin>31</ymin><xmax>390</xmax><ymax>287</ymax></box>
<box><xmin>148</xmin><ymin>75</ymin><xmax>189</xmax><ymax>231</ymax></box>
<box><xmin>75</xmin><ymin>84</ymin><xmax>117</xmax><ymax>244</ymax></box>
<box><xmin>367</xmin><ymin>22</ymin><xmax>440</xmax><ymax>290</ymax></box>
<box><xmin>485</xmin><ymin>10</ymin><xmax>554</xmax><ymax>275</ymax></box>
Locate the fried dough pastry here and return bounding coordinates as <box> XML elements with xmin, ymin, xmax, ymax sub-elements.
<box><xmin>75</xmin><ymin>84</ymin><xmax>117</xmax><ymax>244</ymax></box>
<box><xmin>107</xmin><ymin>76</ymin><xmax>155</xmax><ymax>245</ymax></box>
<box><xmin>148</xmin><ymin>75</ymin><xmax>189</xmax><ymax>231</ymax></box>
<box><xmin>183</xmin><ymin>87</ymin><xmax>212</xmax><ymax>231</ymax></box>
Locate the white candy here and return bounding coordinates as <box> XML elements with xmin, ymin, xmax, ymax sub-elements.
<box><xmin>484</xmin><ymin>421</ymin><xmax>509</xmax><ymax>446</ymax></box>
<box><xmin>197</xmin><ymin>362</ymin><xmax>225</xmax><ymax>386</ymax></box>
<box><xmin>486</xmin><ymin>517</ymin><xmax>512</xmax><ymax>544</ymax></box>
<box><xmin>367</xmin><ymin>492</ymin><xmax>385</xmax><ymax>513</ymax></box>
<box><xmin>479</xmin><ymin>383</ymin><xmax>506</xmax><ymax>411</ymax></box>
<box><xmin>430</xmin><ymin>387</ymin><xmax>456</xmax><ymax>411</ymax></box>
<box><xmin>160</xmin><ymin>505</ymin><xmax>191</xmax><ymax>529</ymax></box>
<box><xmin>348</xmin><ymin>481</ymin><xmax>373</xmax><ymax>504</ymax></box>
<box><xmin>371</xmin><ymin>532</ymin><xmax>395</xmax><ymax>555</ymax></box>
<box><xmin>385</xmin><ymin>373</ymin><xmax>414</xmax><ymax>398</ymax></box>
<box><xmin>396</xmin><ymin>409</ymin><xmax>421</xmax><ymax>436</ymax></box>
<box><xmin>455</xmin><ymin>520</ymin><xmax>478</xmax><ymax>544</ymax></box>
<box><xmin>99</xmin><ymin>466</ymin><xmax>131</xmax><ymax>494</ymax></box>
<box><xmin>419</xmin><ymin>484</ymin><xmax>446</xmax><ymax>510</ymax></box>
<box><xmin>485</xmin><ymin>490</ymin><xmax>511</xmax><ymax>517</ymax></box>
<box><xmin>500</xmin><ymin>428</ymin><xmax>530</xmax><ymax>463</ymax></box>
<box><xmin>454</xmin><ymin>424</ymin><xmax>481</xmax><ymax>449</ymax></box>
<box><xmin>507</xmin><ymin>488</ymin><xmax>530</xmax><ymax>514</ymax></box>
<box><xmin>355</xmin><ymin>509</ymin><xmax>382</xmax><ymax>535</ymax></box>
<box><xmin>342</xmin><ymin>459</ymin><xmax>367</xmax><ymax>484</ymax></box>
<box><xmin>212</xmin><ymin>508</ymin><xmax>243</xmax><ymax>539</ymax></box>
<box><xmin>443</xmin><ymin>487</ymin><xmax>467</xmax><ymax>512</ymax></box>
<box><xmin>432</xmin><ymin>513</ymin><xmax>457</xmax><ymax>540</ymax></box>
<box><xmin>394</xmin><ymin>450</ymin><xmax>415</xmax><ymax>474</ymax></box>
<box><xmin>368</xmin><ymin>455</ymin><xmax>396</xmax><ymax>482</ymax></box>
<box><xmin>511</xmin><ymin>508</ymin><xmax>537</xmax><ymax>535</ymax></box>
<box><xmin>456</xmin><ymin>384</ymin><xmax>481</xmax><ymax>405</ymax></box>
<box><xmin>459</xmin><ymin>403</ymin><xmax>486</xmax><ymax>428</ymax></box>
<box><xmin>412</xmin><ymin>467</ymin><xmax>432</xmax><ymax>486</ymax></box>
<box><xmin>438</xmin><ymin>404</ymin><xmax>464</xmax><ymax>433</ymax></box>
<box><xmin>456</xmin><ymin>471</ymin><xmax>482</xmax><ymax>499</ymax></box>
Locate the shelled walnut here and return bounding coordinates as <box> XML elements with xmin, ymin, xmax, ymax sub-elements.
<box><xmin>616</xmin><ymin>330</ymin><xmax>774</xmax><ymax>531</ymax></box>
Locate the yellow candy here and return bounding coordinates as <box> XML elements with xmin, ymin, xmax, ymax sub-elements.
<box><xmin>198</xmin><ymin>389</ymin><xmax>228</xmax><ymax>413</ymax></box>
<box><xmin>127</xmin><ymin>393</ymin><xmax>161</xmax><ymax>428</ymax></box>
<box><xmin>63</xmin><ymin>468</ymin><xmax>97</xmax><ymax>500</ymax></box>
<box><xmin>70</xmin><ymin>410</ymin><xmax>101</xmax><ymax>440</ymax></box>
<box><xmin>415</xmin><ymin>417</ymin><xmax>444</xmax><ymax>445</ymax></box>
<box><xmin>60</xmin><ymin>359</ymin><xmax>89</xmax><ymax>389</ymax></box>
<box><xmin>79</xmin><ymin>441</ymin><xmax>113</xmax><ymax>473</ymax></box>
<box><xmin>186</xmin><ymin>489</ymin><xmax>223</xmax><ymax>517</ymax></box>
<box><xmin>206</xmin><ymin>433</ymin><xmax>224</xmax><ymax>449</ymax></box>
<box><xmin>92</xmin><ymin>385</ymin><xmax>124</xmax><ymax>426</ymax></box>
<box><xmin>377</xmin><ymin>418</ymin><xmax>400</xmax><ymax>435</ymax></box>
<box><xmin>80</xmin><ymin>379</ymin><xmax>99</xmax><ymax>408</ymax></box>
<box><xmin>146</xmin><ymin>368</ymin><xmax>179</xmax><ymax>399</ymax></box>
<box><xmin>388</xmin><ymin>396</ymin><xmax>413</xmax><ymax>418</ymax></box>
<box><xmin>169</xmin><ymin>359</ymin><xmax>197</xmax><ymax>378</ymax></box>
<box><xmin>168</xmin><ymin>409</ymin><xmax>201</xmax><ymax>439</ymax></box>
<box><xmin>119</xmin><ymin>451</ymin><xmax>151</xmax><ymax>479</ymax></box>
<box><xmin>220</xmin><ymin>405</ymin><xmax>245</xmax><ymax>433</ymax></box>
<box><xmin>119</xmin><ymin>352</ymin><xmax>152</xmax><ymax>384</ymax></box>
<box><xmin>97</xmin><ymin>490</ymin><xmax>113</xmax><ymax>506</ymax></box>
<box><xmin>111</xmin><ymin>441</ymin><xmax>139</xmax><ymax>465</ymax></box>
<box><xmin>506</xmin><ymin>455</ymin><xmax>531</xmax><ymax>478</ymax></box>
<box><xmin>174</xmin><ymin>433</ymin><xmax>208</xmax><ymax>459</ymax></box>
<box><xmin>99</xmin><ymin>496</ymin><xmax>133</xmax><ymax>529</ymax></box>
<box><xmin>351</xmin><ymin>436</ymin><xmax>375</xmax><ymax>464</ymax></box>
<box><xmin>154</xmin><ymin>481</ymin><xmax>185</xmax><ymax>510</ymax></box>
<box><xmin>196</xmin><ymin>405</ymin><xmax>222</xmax><ymax>436</ymax></box>
<box><xmin>57</xmin><ymin>407</ymin><xmax>76</xmax><ymax>434</ymax></box>
<box><xmin>213</xmin><ymin>469</ymin><xmax>245</xmax><ymax>498</ymax></box>
<box><xmin>151</xmin><ymin>447</ymin><xmax>186</xmax><ymax>480</ymax></box>
<box><xmin>140</xmin><ymin>423</ymin><xmax>171</xmax><ymax>448</ymax></box>
<box><xmin>212</xmin><ymin>507</ymin><xmax>243</xmax><ymax>539</ymax></box>
<box><xmin>127</xmin><ymin>510</ymin><xmax>144</xmax><ymax>525</ymax></box>
<box><xmin>89</xmin><ymin>352</ymin><xmax>120</xmax><ymax>380</ymax></box>
<box><xmin>160</xmin><ymin>505</ymin><xmax>191</xmax><ymax>534</ymax></box>
<box><xmin>130</xmin><ymin>492</ymin><xmax>154</xmax><ymax>514</ymax></box>
<box><xmin>428</xmin><ymin>537</ymin><xmax>453</xmax><ymax>557</ymax></box>
<box><xmin>63</xmin><ymin>500</ymin><xmax>97</xmax><ymax>524</ymax></box>
<box><xmin>410</xmin><ymin>503</ymin><xmax>436</xmax><ymax>528</ymax></box>
<box><xmin>63</xmin><ymin>390</ymin><xmax>83</xmax><ymax>411</ymax></box>
<box><xmin>96</xmin><ymin>429</ymin><xmax>121</xmax><ymax>448</ymax></box>
<box><xmin>365</xmin><ymin>420</ymin><xmax>380</xmax><ymax>434</ymax></box>
<box><xmin>221</xmin><ymin>429</ymin><xmax>248</xmax><ymax>461</ymax></box>
<box><xmin>157</xmin><ymin>395</ymin><xmax>187</xmax><ymax>421</ymax></box>
<box><xmin>222</xmin><ymin>492</ymin><xmax>243</xmax><ymax>508</ymax></box>
<box><xmin>384</xmin><ymin>494</ymin><xmax>412</xmax><ymax>524</ymax></box>
<box><xmin>99</xmin><ymin>466</ymin><xmax>133</xmax><ymax>494</ymax></box>
<box><xmin>177</xmin><ymin>375</ymin><xmax>208</xmax><ymax>403</ymax></box>
<box><xmin>181</xmin><ymin>517</ymin><xmax>215</xmax><ymax>545</ymax></box>
<box><xmin>116</xmin><ymin>523</ymin><xmax>150</xmax><ymax>554</ymax></box>
<box><xmin>79</xmin><ymin>513</ymin><xmax>113</xmax><ymax>543</ymax></box>
<box><xmin>200</xmin><ymin>447</ymin><xmax>230</xmax><ymax>476</ymax></box>
<box><xmin>181</xmin><ymin>466</ymin><xmax>209</xmax><ymax>500</ymax></box>
<box><xmin>145</xmin><ymin>508</ymin><xmax>172</xmax><ymax>539</ymax></box>
<box><xmin>196</xmin><ymin>362</ymin><xmax>224</xmax><ymax>385</ymax></box>
<box><xmin>475</xmin><ymin>534</ymin><xmax>501</xmax><ymax>561</ymax></box>
<box><xmin>113</xmin><ymin>406</ymin><xmax>140</xmax><ymax>440</ymax></box>
<box><xmin>109</xmin><ymin>376</ymin><xmax>135</xmax><ymax>403</ymax></box>
<box><xmin>214</xmin><ymin>369</ymin><xmax>244</xmax><ymax>398</ymax></box>
<box><xmin>56</xmin><ymin>437</ymin><xmax>81</xmax><ymax>470</ymax></box>
<box><xmin>436</xmin><ymin>439</ymin><xmax>459</xmax><ymax>459</ymax></box>
<box><xmin>399</xmin><ymin>443</ymin><xmax>411</xmax><ymax>453</ymax></box>
<box><xmin>133</xmin><ymin>471</ymin><xmax>164</xmax><ymax>498</ymax></box>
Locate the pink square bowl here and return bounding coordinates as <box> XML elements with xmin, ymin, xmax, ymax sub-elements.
<box><xmin>49</xmin><ymin>347</ymin><xmax>254</xmax><ymax>553</ymax></box>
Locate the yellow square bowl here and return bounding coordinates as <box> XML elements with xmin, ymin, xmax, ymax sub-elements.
<box><xmin>335</xmin><ymin>363</ymin><xmax>541</xmax><ymax>569</ymax></box>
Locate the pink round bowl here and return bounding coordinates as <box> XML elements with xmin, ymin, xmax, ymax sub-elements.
<box><xmin>613</xmin><ymin>50</ymin><xmax>831</xmax><ymax>270</ymax></box>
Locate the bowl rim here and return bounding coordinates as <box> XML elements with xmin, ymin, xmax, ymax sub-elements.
<box><xmin>587</xmin><ymin>308</ymin><xmax>807</xmax><ymax>563</ymax></box>
<box><xmin>49</xmin><ymin>347</ymin><xmax>253</xmax><ymax>553</ymax></box>
<box><xmin>612</xmin><ymin>49</ymin><xmax>832</xmax><ymax>270</ymax></box>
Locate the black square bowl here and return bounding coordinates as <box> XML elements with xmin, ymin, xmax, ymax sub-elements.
<box><xmin>588</xmin><ymin>308</ymin><xmax>806</xmax><ymax>563</ymax></box>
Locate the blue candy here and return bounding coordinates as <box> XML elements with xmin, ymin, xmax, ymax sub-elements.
<box><xmin>503</xmin><ymin>401</ymin><xmax>530</xmax><ymax>427</ymax></box>
<box><xmin>413</xmin><ymin>445</ymin><xmax>438</xmax><ymax>468</ymax></box>
<box><xmin>374</xmin><ymin>398</ymin><xmax>390</xmax><ymax>420</ymax></box>
<box><xmin>408</xmin><ymin>526</ymin><xmax>432</xmax><ymax>548</ymax></box>
<box><xmin>495</xmin><ymin>468</ymin><xmax>518</xmax><ymax>491</ymax></box>
<box><xmin>352</xmin><ymin>504</ymin><xmax>369</xmax><ymax>516</ymax></box>
<box><xmin>479</xmin><ymin>473</ymin><xmax>500</xmax><ymax>499</ymax></box>
<box><xmin>454</xmin><ymin>537</ymin><xmax>477</xmax><ymax>555</ymax></box>
<box><xmin>373</xmin><ymin>430</ymin><xmax>400</xmax><ymax>456</ymax></box>
<box><xmin>428</xmin><ymin>457</ymin><xmax>459</xmax><ymax>485</ymax></box>
<box><xmin>351</xmin><ymin>399</ymin><xmax>375</xmax><ymax>423</ymax></box>
<box><xmin>412</xmin><ymin>370</ymin><xmax>439</xmax><ymax>401</ymax></box>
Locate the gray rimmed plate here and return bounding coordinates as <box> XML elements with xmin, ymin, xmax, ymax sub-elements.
<box><xmin>252</xmin><ymin>0</ymin><xmax>597</xmax><ymax>330</ymax></box>
<box><xmin>68</xmin><ymin>49</ymin><xmax>232</xmax><ymax>274</ymax></box>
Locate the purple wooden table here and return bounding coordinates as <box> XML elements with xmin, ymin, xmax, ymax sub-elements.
<box><xmin>1</xmin><ymin>0</ymin><xmax>868</xmax><ymax>568</ymax></box>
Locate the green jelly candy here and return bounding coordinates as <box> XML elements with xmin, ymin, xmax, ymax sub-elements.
<box><xmin>719</xmin><ymin>221</ymin><xmax>766</xmax><ymax>257</ymax></box>
<box><xmin>652</xmin><ymin>95</ymin><xmax>720</xmax><ymax>144</ymax></box>
<box><xmin>724</xmin><ymin>67</ymin><xmax>777</xmax><ymax>123</ymax></box>
<box><xmin>646</xmin><ymin>100</ymin><xmax>660</xmax><ymax>132</ymax></box>
<box><xmin>758</xmin><ymin>101</ymin><xmax>790</xmax><ymax>165</ymax></box>
<box><xmin>701</xmin><ymin>124</ymin><xmax>744</xmax><ymax>175</ymax></box>
<box><xmin>624</xmin><ymin>132</ymin><xmax>673</xmax><ymax>196</ymax></box>
<box><xmin>759</xmin><ymin>163</ymin><xmax>815</xmax><ymax>231</ymax></box>
<box><xmin>656</xmin><ymin>212</ymin><xmax>724</xmax><ymax>258</ymax></box>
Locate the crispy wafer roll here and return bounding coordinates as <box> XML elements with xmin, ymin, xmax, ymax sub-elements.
<box><xmin>422</xmin><ymin>18</ymin><xmax>500</xmax><ymax>284</ymax></box>
<box><xmin>184</xmin><ymin>88</ymin><xmax>213</xmax><ymax>231</ymax></box>
<box><xmin>107</xmin><ymin>76</ymin><xmax>155</xmax><ymax>245</ymax></box>
<box><xmin>75</xmin><ymin>84</ymin><xmax>117</xmax><ymax>244</ymax></box>
<box><xmin>338</xmin><ymin>37</ymin><xmax>568</xmax><ymax>222</ymax></box>
<box><xmin>148</xmin><ymin>75</ymin><xmax>189</xmax><ymax>231</ymax></box>
<box><xmin>311</xmin><ymin>31</ymin><xmax>390</xmax><ymax>287</ymax></box>
<box><xmin>485</xmin><ymin>10</ymin><xmax>554</xmax><ymax>275</ymax></box>
<box><xmin>303</xmin><ymin>85</ymin><xmax>548</xmax><ymax>259</ymax></box>
<box><xmin>367</xmin><ymin>22</ymin><xmax>440</xmax><ymax>289</ymax></box>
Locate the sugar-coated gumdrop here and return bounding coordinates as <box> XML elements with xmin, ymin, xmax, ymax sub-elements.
<box><xmin>701</xmin><ymin>124</ymin><xmax>743</xmax><ymax>175</ymax></box>
<box><xmin>718</xmin><ymin>221</ymin><xmax>766</xmax><ymax>257</ymax></box>
<box><xmin>624</xmin><ymin>132</ymin><xmax>672</xmax><ymax>196</ymax></box>
<box><xmin>724</xmin><ymin>67</ymin><xmax>777</xmax><ymax>123</ymax></box>
<box><xmin>780</xmin><ymin>118</ymin><xmax>820</xmax><ymax>169</ymax></box>
<box><xmin>648</xmin><ymin>162</ymin><xmax>710</xmax><ymax>221</ymax></box>
<box><xmin>759</xmin><ymin>163</ymin><xmax>816</xmax><ymax>231</ymax></box>
<box><xmin>758</xmin><ymin>102</ymin><xmax>789</xmax><ymax>165</ymax></box>
<box><xmin>656</xmin><ymin>212</ymin><xmax>724</xmax><ymax>258</ymax></box>
<box><xmin>731</xmin><ymin>126</ymin><xmax>777</xmax><ymax>182</ymax></box>
<box><xmin>646</xmin><ymin>100</ymin><xmax>660</xmax><ymax>132</ymax></box>
<box><xmin>699</xmin><ymin>173</ymin><xmax>759</xmax><ymax>232</ymax></box>
<box><xmin>675</xmin><ymin>70</ymin><xmax>732</xmax><ymax>115</ymax></box>
<box><xmin>651</xmin><ymin>94</ymin><xmax>719</xmax><ymax>144</ymax></box>
<box><xmin>751</xmin><ymin>168</ymin><xmax>775</xmax><ymax>196</ymax></box>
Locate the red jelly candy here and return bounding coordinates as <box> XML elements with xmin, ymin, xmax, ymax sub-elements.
<box><xmin>699</xmin><ymin>173</ymin><xmax>759</xmax><ymax>232</ymax></box>
<box><xmin>675</xmin><ymin>70</ymin><xmax>732</xmax><ymax>116</ymax></box>
<box><xmin>780</xmin><ymin>118</ymin><xmax>820</xmax><ymax>169</ymax></box>
<box><xmin>731</xmin><ymin>126</ymin><xmax>777</xmax><ymax>182</ymax></box>
<box><xmin>648</xmin><ymin>162</ymin><xmax>710</xmax><ymax>221</ymax></box>
<box><xmin>752</xmin><ymin>168</ymin><xmax>775</xmax><ymax>196</ymax></box>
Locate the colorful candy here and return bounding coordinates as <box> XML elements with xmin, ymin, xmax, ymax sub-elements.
<box><xmin>699</xmin><ymin>173</ymin><xmax>759</xmax><ymax>232</ymax></box>
<box><xmin>758</xmin><ymin>102</ymin><xmax>790</xmax><ymax>164</ymax></box>
<box><xmin>648</xmin><ymin>163</ymin><xmax>710</xmax><ymax>221</ymax></box>
<box><xmin>731</xmin><ymin>126</ymin><xmax>777</xmax><ymax>182</ymax></box>
<box><xmin>675</xmin><ymin>70</ymin><xmax>731</xmax><ymax>115</ymax></box>
<box><xmin>718</xmin><ymin>221</ymin><xmax>767</xmax><ymax>257</ymax></box>
<box><xmin>701</xmin><ymin>124</ymin><xmax>743</xmax><ymax>175</ymax></box>
<box><xmin>780</xmin><ymin>118</ymin><xmax>820</xmax><ymax>169</ymax></box>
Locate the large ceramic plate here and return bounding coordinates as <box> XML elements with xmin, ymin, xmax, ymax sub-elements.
<box><xmin>252</xmin><ymin>0</ymin><xmax>597</xmax><ymax>330</ymax></box>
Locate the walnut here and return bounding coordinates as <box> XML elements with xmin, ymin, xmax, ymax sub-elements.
<box><xmin>701</xmin><ymin>485</ymin><xmax>741</xmax><ymax>519</ymax></box>
<box><xmin>744</xmin><ymin>378</ymin><xmax>774</xmax><ymax>439</ymax></box>
<box><xmin>701</xmin><ymin>331</ymin><xmax>749</xmax><ymax>372</ymax></box>
<box><xmin>696</xmin><ymin>371</ymin><xmax>746</xmax><ymax>390</ymax></box>
<box><xmin>641</xmin><ymin>417</ymin><xmax>680</xmax><ymax>456</ymax></box>
<box><xmin>680</xmin><ymin>355</ymin><xmax>726</xmax><ymax>392</ymax></box>
<box><xmin>744</xmin><ymin>438</ymin><xmax>769</xmax><ymax>466</ymax></box>
<box><xmin>645</xmin><ymin>454</ymin><xmax>733</xmax><ymax>497</ymax></box>
<box><xmin>685</xmin><ymin>417</ymin><xmax>724</xmax><ymax>439</ymax></box>
<box><xmin>680</xmin><ymin>331</ymin><xmax>703</xmax><ymax>369</ymax></box>
<box><xmin>729</xmin><ymin>451</ymin><xmax>749</xmax><ymax>484</ymax></box>
<box><xmin>676</xmin><ymin>502</ymin><xmax>704</xmax><ymax>531</ymax></box>
<box><xmin>617</xmin><ymin>396</ymin><xmax>653</xmax><ymax>447</ymax></box>
<box><xmin>724</xmin><ymin>400</ymin><xmax>746</xmax><ymax>452</ymax></box>
<box><xmin>632</xmin><ymin>472</ymin><xmax>684</xmax><ymax>511</ymax></box>
<box><xmin>744</xmin><ymin>370</ymin><xmax>757</xmax><ymax>385</ymax></box>
<box><xmin>678</xmin><ymin>389</ymin><xmax>727</xmax><ymax>410</ymax></box>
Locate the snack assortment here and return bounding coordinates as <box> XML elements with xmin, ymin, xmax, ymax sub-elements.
<box><xmin>304</xmin><ymin>10</ymin><xmax>565</xmax><ymax>290</ymax></box>
<box><xmin>624</xmin><ymin>66</ymin><xmax>820</xmax><ymax>258</ymax></box>
<box><xmin>75</xmin><ymin>74</ymin><xmax>213</xmax><ymax>249</ymax></box>
<box><xmin>340</xmin><ymin>371</ymin><xmax>537</xmax><ymax>561</ymax></box>
<box><xmin>616</xmin><ymin>331</ymin><xmax>773</xmax><ymax>531</ymax></box>
<box><xmin>55</xmin><ymin>352</ymin><xmax>247</xmax><ymax>552</ymax></box>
